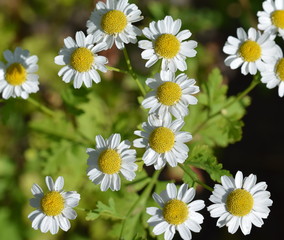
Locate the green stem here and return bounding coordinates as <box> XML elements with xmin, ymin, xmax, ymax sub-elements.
<box><xmin>192</xmin><ymin>75</ymin><xmax>260</xmax><ymax>135</ymax></box>
<box><xmin>119</xmin><ymin>169</ymin><xmax>161</xmax><ymax>239</ymax></box>
<box><xmin>106</xmin><ymin>65</ymin><xmax>128</xmax><ymax>75</ymax></box>
<box><xmin>123</xmin><ymin>47</ymin><xmax>146</xmax><ymax>96</ymax></box>
<box><xmin>178</xmin><ymin>163</ymin><xmax>213</xmax><ymax>191</ymax></box>
<box><xmin>27</xmin><ymin>97</ymin><xmax>54</xmax><ymax>117</ymax></box>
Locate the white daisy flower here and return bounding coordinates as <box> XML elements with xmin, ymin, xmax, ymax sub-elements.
<box><xmin>54</xmin><ymin>31</ymin><xmax>108</xmax><ymax>89</ymax></box>
<box><xmin>86</xmin><ymin>0</ymin><xmax>143</xmax><ymax>50</ymax></box>
<box><xmin>28</xmin><ymin>176</ymin><xmax>80</xmax><ymax>235</ymax></box>
<box><xmin>0</xmin><ymin>47</ymin><xmax>39</xmax><ymax>99</ymax></box>
<box><xmin>223</xmin><ymin>27</ymin><xmax>277</xmax><ymax>75</ymax></box>
<box><xmin>138</xmin><ymin>16</ymin><xmax>197</xmax><ymax>72</ymax></box>
<box><xmin>133</xmin><ymin>114</ymin><xmax>192</xmax><ymax>170</ymax></box>
<box><xmin>142</xmin><ymin>70</ymin><xmax>199</xmax><ymax>119</ymax></box>
<box><xmin>257</xmin><ymin>0</ymin><xmax>284</xmax><ymax>39</ymax></box>
<box><xmin>207</xmin><ymin>171</ymin><xmax>273</xmax><ymax>235</ymax></box>
<box><xmin>147</xmin><ymin>183</ymin><xmax>205</xmax><ymax>240</ymax></box>
<box><xmin>86</xmin><ymin>133</ymin><xmax>138</xmax><ymax>191</ymax></box>
<box><xmin>260</xmin><ymin>47</ymin><xmax>284</xmax><ymax>97</ymax></box>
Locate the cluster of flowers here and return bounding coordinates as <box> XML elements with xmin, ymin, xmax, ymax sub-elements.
<box><xmin>0</xmin><ymin>0</ymin><xmax>276</xmax><ymax>239</ymax></box>
<box><xmin>224</xmin><ymin>0</ymin><xmax>284</xmax><ymax>97</ymax></box>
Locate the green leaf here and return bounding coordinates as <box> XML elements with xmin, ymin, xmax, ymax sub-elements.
<box><xmin>86</xmin><ymin>198</ymin><xmax>125</xmax><ymax>221</ymax></box>
<box><xmin>185</xmin><ymin>68</ymin><xmax>251</xmax><ymax>147</ymax></box>
<box><xmin>186</xmin><ymin>145</ymin><xmax>230</xmax><ymax>182</ymax></box>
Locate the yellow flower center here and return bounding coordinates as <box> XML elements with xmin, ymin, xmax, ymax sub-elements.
<box><xmin>157</xmin><ymin>82</ymin><xmax>182</xmax><ymax>106</ymax></box>
<box><xmin>271</xmin><ymin>10</ymin><xmax>284</xmax><ymax>29</ymax></box>
<box><xmin>154</xmin><ymin>34</ymin><xmax>180</xmax><ymax>59</ymax></box>
<box><xmin>276</xmin><ymin>58</ymin><xmax>284</xmax><ymax>81</ymax></box>
<box><xmin>98</xmin><ymin>149</ymin><xmax>121</xmax><ymax>174</ymax></box>
<box><xmin>101</xmin><ymin>10</ymin><xmax>127</xmax><ymax>34</ymax></box>
<box><xmin>41</xmin><ymin>191</ymin><xmax>64</xmax><ymax>216</ymax></box>
<box><xmin>70</xmin><ymin>47</ymin><xmax>94</xmax><ymax>72</ymax></box>
<box><xmin>163</xmin><ymin>199</ymin><xmax>189</xmax><ymax>225</ymax></box>
<box><xmin>226</xmin><ymin>189</ymin><xmax>254</xmax><ymax>216</ymax></box>
<box><xmin>239</xmin><ymin>40</ymin><xmax>261</xmax><ymax>62</ymax></box>
<box><xmin>149</xmin><ymin>127</ymin><xmax>175</xmax><ymax>153</ymax></box>
<box><xmin>5</xmin><ymin>63</ymin><xmax>27</xmax><ymax>86</ymax></box>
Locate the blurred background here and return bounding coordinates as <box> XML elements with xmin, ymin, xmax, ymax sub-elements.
<box><xmin>0</xmin><ymin>0</ymin><xmax>283</xmax><ymax>239</ymax></box>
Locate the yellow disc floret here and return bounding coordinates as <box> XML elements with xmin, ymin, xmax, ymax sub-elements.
<box><xmin>5</xmin><ymin>63</ymin><xmax>26</xmax><ymax>86</ymax></box>
<box><xmin>226</xmin><ymin>189</ymin><xmax>254</xmax><ymax>216</ymax></box>
<box><xmin>98</xmin><ymin>149</ymin><xmax>121</xmax><ymax>174</ymax></box>
<box><xmin>157</xmin><ymin>82</ymin><xmax>182</xmax><ymax>106</ymax></box>
<box><xmin>70</xmin><ymin>47</ymin><xmax>94</xmax><ymax>72</ymax></box>
<box><xmin>101</xmin><ymin>10</ymin><xmax>127</xmax><ymax>34</ymax></box>
<box><xmin>272</xmin><ymin>10</ymin><xmax>284</xmax><ymax>29</ymax></box>
<box><xmin>41</xmin><ymin>191</ymin><xmax>64</xmax><ymax>216</ymax></box>
<box><xmin>276</xmin><ymin>58</ymin><xmax>284</xmax><ymax>81</ymax></box>
<box><xmin>163</xmin><ymin>199</ymin><xmax>189</xmax><ymax>225</ymax></box>
<box><xmin>239</xmin><ymin>40</ymin><xmax>261</xmax><ymax>62</ymax></box>
<box><xmin>149</xmin><ymin>127</ymin><xmax>175</xmax><ymax>153</ymax></box>
<box><xmin>154</xmin><ymin>34</ymin><xmax>180</xmax><ymax>59</ymax></box>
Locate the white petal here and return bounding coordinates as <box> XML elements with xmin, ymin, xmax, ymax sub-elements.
<box><xmin>31</xmin><ymin>184</ymin><xmax>43</xmax><ymax>195</ymax></box>
<box><xmin>166</xmin><ymin>183</ymin><xmax>177</xmax><ymax>199</ymax></box>
<box><xmin>40</xmin><ymin>216</ymin><xmax>51</xmax><ymax>233</ymax></box>
<box><xmin>54</xmin><ymin>176</ymin><xmax>64</xmax><ymax>191</ymax></box>
<box><xmin>45</xmin><ymin>176</ymin><xmax>55</xmax><ymax>191</ymax></box>
<box><xmin>177</xmin><ymin>224</ymin><xmax>192</xmax><ymax>240</ymax></box>
<box><xmin>153</xmin><ymin>221</ymin><xmax>169</xmax><ymax>235</ymax></box>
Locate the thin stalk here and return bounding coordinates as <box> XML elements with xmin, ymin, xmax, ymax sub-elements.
<box><xmin>119</xmin><ymin>169</ymin><xmax>161</xmax><ymax>239</ymax></box>
<box><xmin>179</xmin><ymin>163</ymin><xmax>213</xmax><ymax>192</ymax></box>
<box><xmin>123</xmin><ymin>47</ymin><xmax>146</xmax><ymax>96</ymax></box>
<box><xmin>27</xmin><ymin>97</ymin><xmax>54</xmax><ymax>117</ymax></box>
<box><xmin>106</xmin><ymin>65</ymin><xmax>129</xmax><ymax>74</ymax></box>
<box><xmin>192</xmin><ymin>75</ymin><xmax>259</xmax><ymax>135</ymax></box>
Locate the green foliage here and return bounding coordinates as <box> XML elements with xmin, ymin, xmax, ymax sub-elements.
<box><xmin>185</xmin><ymin>68</ymin><xmax>251</xmax><ymax>147</ymax></box>
<box><xmin>86</xmin><ymin>198</ymin><xmax>124</xmax><ymax>221</ymax></box>
<box><xmin>185</xmin><ymin>145</ymin><xmax>230</xmax><ymax>183</ymax></box>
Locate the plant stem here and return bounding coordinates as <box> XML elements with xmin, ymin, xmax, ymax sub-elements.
<box><xmin>106</xmin><ymin>65</ymin><xmax>129</xmax><ymax>75</ymax></box>
<box><xmin>192</xmin><ymin>75</ymin><xmax>260</xmax><ymax>135</ymax></box>
<box><xmin>27</xmin><ymin>97</ymin><xmax>54</xmax><ymax>117</ymax></box>
<box><xmin>179</xmin><ymin>163</ymin><xmax>213</xmax><ymax>191</ymax></box>
<box><xmin>123</xmin><ymin>47</ymin><xmax>146</xmax><ymax>96</ymax></box>
<box><xmin>119</xmin><ymin>169</ymin><xmax>161</xmax><ymax>239</ymax></box>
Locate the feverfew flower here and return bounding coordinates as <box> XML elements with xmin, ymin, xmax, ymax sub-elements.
<box><xmin>54</xmin><ymin>31</ymin><xmax>108</xmax><ymax>89</ymax></box>
<box><xmin>86</xmin><ymin>0</ymin><xmax>143</xmax><ymax>49</ymax></box>
<box><xmin>223</xmin><ymin>27</ymin><xmax>277</xmax><ymax>75</ymax></box>
<box><xmin>87</xmin><ymin>133</ymin><xmax>138</xmax><ymax>191</ymax></box>
<box><xmin>133</xmin><ymin>114</ymin><xmax>192</xmax><ymax>170</ymax></box>
<box><xmin>147</xmin><ymin>183</ymin><xmax>205</xmax><ymax>240</ymax></box>
<box><xmin>260</xmin><ymin>47</ymin><xmax>284</xmax><ymax>97</ymax></box>
<box><xmin>138</xmin><ymin>16</ymin><xmax>197</xmax><ymax>72</ymax></box>
<box><xmin>0</xmin><ymin>47</ymin><xmax>39</xmax><ymax>99</ymax></box>
<box><xmin>28</xmin><ymin>176</ymin><xmax>80</xmax><ymax>235</ymax></box>
<box><xmin>207</xmin><ymin>171</ymin><xmax>273</xmax><ymax>235</ymax></box>
<box><xmin>142</xmin><ymin>70</ymin><xmax>199</xmax><ymax>119</ymax></box>
<box><xmin>257</xmin><ymin>0</ymin><xmax>284</xmax><ymax>39</ymax></box>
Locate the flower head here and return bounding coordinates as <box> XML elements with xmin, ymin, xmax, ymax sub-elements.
<box><xmin>86</xmin><ymin>0</ymin><xmax>143</xmax><ymax>49</ymax></box>
<box><xmin>138</xmin><ymin>16</ymin><xmax>197</xmax><ymax>72</ymax></box>
<box><xmin>260</xmin><ymin>46</ymin><xmax>284</xmax><ymax>97</ymax></box>
<box><xmin>207</xmin><ymin>171</ymin><xmax>273</xmax><ymax>235</ymax></box>
<box><xmin>0</xmin><ymin>47</ymin><xmax>39</xmax><ymax>99</ymax></box>
<box><xmin>223</xmin><ymin>27</ymin><xmax>277</xmax><ymax>75</ymax></box>
<box><xmin>87</xmin><ymin>133</ymin><xmax>138</xmax><ymax>191</ymax></box>
<box><xmin>54</xmin><ymin>31</ymin><xmax>108</xmax><ymax>89</ymax></box>
<box><xmin>147</xmin><ymin>183</ymin><xmax>205</xmax><ymax>240</ymax></box>
<box><xmin>133</xmin><ymin>114</ymin><xmax>192</xmax><ymax>170</ymax></box>
<box><xmin>257</xmin><ymin>0</ymin><xmax>284</xmax><ymax>39</ymax></box>
<box><xmin>28</xmin><ymin>176</ymin><xmax>80</xmax><ymax>235</ymax></box>
<box><xmin>142</xmin><ymin>70</ymin><xmax>199</xmax><ymax>119</ymax></box>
